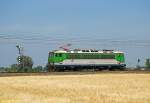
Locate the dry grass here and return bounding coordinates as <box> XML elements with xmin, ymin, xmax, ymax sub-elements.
<box><xmin>0</xmin><ymin>73</ymin><xmax>150</xmax><ymax>103</ymax></box>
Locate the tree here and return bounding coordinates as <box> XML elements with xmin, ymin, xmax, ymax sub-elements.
<box><xmin>17</xmin><ymin>55</ymin><xmax>33</xmax><ymax>68</ymax></box>
<box><xmin>10</xmin><ymin>64</ymin><xmax>19</xmax><ymax>72</ymax></box>
<box><xmin>4</xmin><ymin>67</ymin><xmax>11</xmax><ymax>72</ymax></box>
<box><xmin>145</xmin><ymin>59</ymin><xmax>150</xmax><ymax>69</ymax></box>
<box><xmin>43</xmin><ymin>65</ymin><xmax>49</xmax><ymax>72</ymax></box>
<box><xmin>17</xmin><ymin>55</ymin><xmax>33</xmax><ymax>72</ymax></box>
<box><xmin>0</xmin><ymin>67</ymin><xmax>6</xmax><ymax>72</ymax></box>
<box><xmin>23</xmin><ymin>66</ymin><xmax>33</xmax><ymax>72</ymax></box>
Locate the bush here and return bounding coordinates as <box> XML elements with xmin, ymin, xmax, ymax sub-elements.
<box><xmin>33</xmin><ymin>66</ymin><xmax>43</xmax><ymax>72</ymax></box>
<box><xmin>0</xmin><ymin>67</ymin><xmax>6</xmax><ymax>72</ymax></box>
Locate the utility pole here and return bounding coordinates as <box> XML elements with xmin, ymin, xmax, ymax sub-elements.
<box><xmin>16</xmin><ymin>45</ymin><xmax>24</xmax><ymax>69</ymax></box>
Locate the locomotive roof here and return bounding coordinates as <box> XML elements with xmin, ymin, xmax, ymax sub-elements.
<box><xmin>51</xmin><ymin>49</ymin><xmax>124</xmax><ymax>54</ymax></box>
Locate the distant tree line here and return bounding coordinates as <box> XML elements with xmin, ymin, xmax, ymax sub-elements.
<box><xmin>0</xmin><ymin>55</ymin><xmax>48</xmax><ymax>72</ymax></box>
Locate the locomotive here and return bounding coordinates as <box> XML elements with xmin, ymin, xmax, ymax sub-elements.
<box><xmin>47</xmin><ymin>49</ymin><xmax>126</xmax><ymax>71</ymax></box>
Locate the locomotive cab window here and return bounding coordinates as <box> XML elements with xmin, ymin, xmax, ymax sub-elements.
<box><xmin>55</xmin><ymin>53</ymin><xmax>62</xmax><ymax>57</ymax></box>
<box><xmin>55</xmin><ymin>54</ymin><xmax>58</xmax><ymax>57</ymax></box>
<box><xmin>59</xmin><ymin>53</ymin><xmax>62</xmax><ymax>57</ymax></box>
<box><xmin>49</xmin><ymin>52</ymin><xmax>54</xmax><ymax>57</ymax></box>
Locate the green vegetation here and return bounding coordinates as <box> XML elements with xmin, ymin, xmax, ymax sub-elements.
<box><xmin>17</xmin><ymin>55</ymin><xmax>33</xmax><ymax>68</ymax></box>
<box><xmin>0</xmin><ymin>65</ymin><xmax>47</xmax><ymax>73</ymax></box>
<box><xmin>145</xmin><ymin>59</ymin><xmax>150</xmax><ymax>69</ymax></box>
<box><xmin>0</xmin><ymin>55</ymin><xmax>47</xmax><ymax>73</ymax></box>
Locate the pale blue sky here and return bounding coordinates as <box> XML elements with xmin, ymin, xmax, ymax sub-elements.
<box><xmin>0</xmin><ymin>0</ymin><xmax>150</xmax><ymax>67</ymax></box>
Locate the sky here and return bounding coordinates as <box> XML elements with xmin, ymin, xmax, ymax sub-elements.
<box><xmin>0</xmin><ymin>0</ymin><xmax>150</xmax><ymax>67</ymax></box>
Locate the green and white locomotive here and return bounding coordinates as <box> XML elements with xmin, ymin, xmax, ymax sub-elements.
<box><xmin>48</xmin><ymin>49</ymin><xmax>126</xmax><ymax>71</ymax></box>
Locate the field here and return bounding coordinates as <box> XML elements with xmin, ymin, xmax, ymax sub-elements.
<box><xmin>0</xmin><ymin>72</ymin><xmax>150</xmax><ymax>103</ymax></box>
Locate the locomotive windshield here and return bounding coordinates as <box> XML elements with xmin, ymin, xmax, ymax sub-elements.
<box><xmin>49</xmin><ymin>52</ymin><xmax>54</xmax><ymax>57</ymax></box>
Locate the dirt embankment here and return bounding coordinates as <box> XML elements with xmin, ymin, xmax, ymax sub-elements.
<box><xmin>0</xmin><ymin>70</ymin><xmax>150</xmax><ymax>77</ymax></box>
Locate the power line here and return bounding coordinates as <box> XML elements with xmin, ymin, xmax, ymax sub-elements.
<box><xmin>0</xmin><ymin>33</ymin><xmax>150</xmax><ymax>47</ymax></box>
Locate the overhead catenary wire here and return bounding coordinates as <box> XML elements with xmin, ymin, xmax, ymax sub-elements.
<box><xmin>0</xmin><ymin>33</ymin><xmax>150</xmax><ymax>47</ymax></box>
